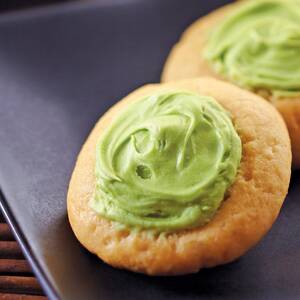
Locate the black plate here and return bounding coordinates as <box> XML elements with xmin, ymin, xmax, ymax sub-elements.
<box><xmin>0</xmin><ymin>0</ymin><xmax>299</xmax><ymax>299</ymax></box>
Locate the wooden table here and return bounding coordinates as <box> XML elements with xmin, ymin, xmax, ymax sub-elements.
<box><xmin>0</xmin><ymin>213</ymin><xmax>46</xmax><ymax>299</ymax></box>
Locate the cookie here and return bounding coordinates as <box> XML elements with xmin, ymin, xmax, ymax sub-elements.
<box><xmin>161</xmin><ymin>0</ymin><xmax>300</xmax><ymax>167</ymax></box>
<box><xmin>67</xmin><ymin>78</ymin><xmax>291</xmax><ymax>275</ymax></box>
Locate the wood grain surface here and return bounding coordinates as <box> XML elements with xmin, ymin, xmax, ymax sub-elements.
<box><xmin>0</xmin><ymin>213</ymin><xmax>46</xmax><ymax>299</ymax></box>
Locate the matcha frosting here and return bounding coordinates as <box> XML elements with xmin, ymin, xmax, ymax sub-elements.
<box><xmin>91</xmin><ymin>91</ymin><xmax>241</xmax><ymax>232</ymax></box>
<box><xmin>205</xmin><ymin>0</ymin><xmax>300</xmax><ymax>98</ymax></box>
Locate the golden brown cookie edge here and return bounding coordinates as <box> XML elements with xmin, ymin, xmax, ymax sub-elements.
<box><xmin>67</xmin><ymin>77</ymin><xmax>291</xmax><ymax>275</ymax></box>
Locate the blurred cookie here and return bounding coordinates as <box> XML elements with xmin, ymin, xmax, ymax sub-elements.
<box><xmin>161</xmin><ymin>0</ymin><xmax>300</xmax><ymax>167</ymax></box>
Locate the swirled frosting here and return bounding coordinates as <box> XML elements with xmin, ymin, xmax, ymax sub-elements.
<box><xmin>91</xmin><ymin>91</ymin><xmax>241</xmax><ymax>232</ymax></box>
<box><xmin>205</xmin><ymin>0</ymin><xmax>300</xmax><ymax>98</ymax></box>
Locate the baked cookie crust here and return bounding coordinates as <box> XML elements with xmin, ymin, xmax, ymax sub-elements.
<box><xmin>67</xmin><ymin>78</ymin><xmax>291</xmax><ymax>275</ymax></box>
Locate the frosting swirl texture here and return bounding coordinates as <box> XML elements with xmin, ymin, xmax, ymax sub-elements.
<box><xmin>91</xmin><ymin>91</ymin><xmax>241</xmax><ymax>232</ymax></box>
<box><xmin>205</xmin><ymin>0</ymin><xmax>300</xmax><ymax>98</ymax></box>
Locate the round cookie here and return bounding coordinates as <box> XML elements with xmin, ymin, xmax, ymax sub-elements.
<box><xmin>161</xmin><ymin>0</ymin><xmax>300</xmax><ymax>168</ymax></box>
<box><xmin>67</xmin><ymin>77</ymin><xmax>291</xmax><ymax>275</ymax></box>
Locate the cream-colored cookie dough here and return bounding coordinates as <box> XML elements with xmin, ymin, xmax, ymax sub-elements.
<box><xmin>161</xmin><ymin>1</ymin><xmax>300</xmax><ymax>167</ymax></box>
<box><xmin>67</xmin><ymin>78</ymin><xmax>291</xmax><ymax>275</ymax></box>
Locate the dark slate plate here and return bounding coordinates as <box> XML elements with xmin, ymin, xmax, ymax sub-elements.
<box><xmin>0</xmin><ymin>0</ymin><xmax>299</xmax><ymax>299</ymax></box>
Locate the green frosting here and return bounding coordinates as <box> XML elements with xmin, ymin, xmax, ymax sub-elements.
<box><xmin>91</xmin><ymin>91</ymin><xmax>241</xmax><ymax>232</ymax></box>
<box><xmin>205</xmin><ymin>0</ymin><xmax>300</xmax><ymax>98</ymax></box>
